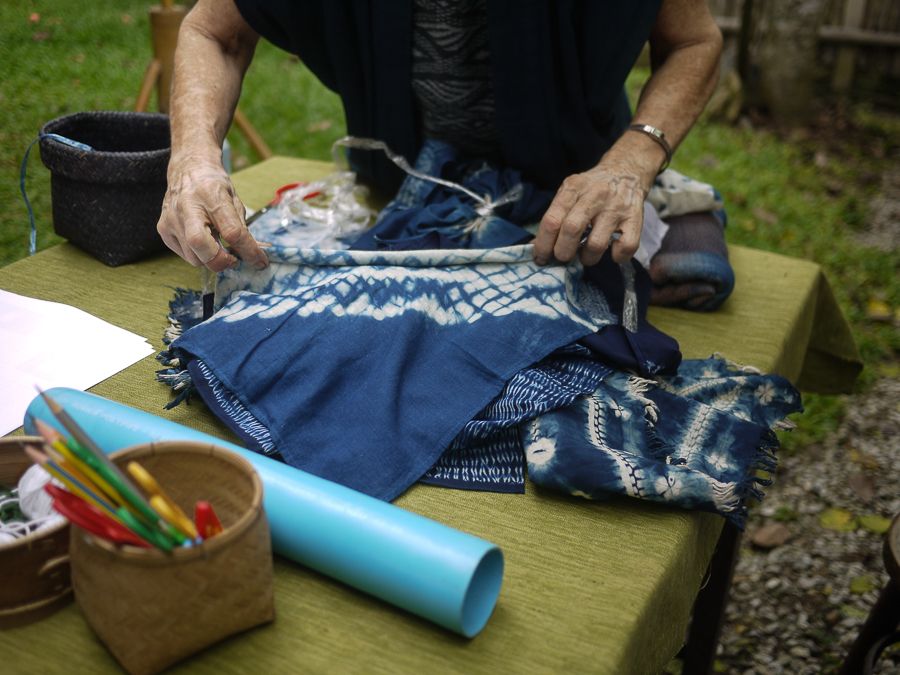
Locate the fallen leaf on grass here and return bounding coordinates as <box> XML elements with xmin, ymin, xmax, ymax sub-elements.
<box><xmin>122</xmin><ymin>14</ymin><xmax>133</xmax><ymax>24</ymax></box>
<box><xmin>838</xmin><ymin>603</ymin><xmax>868</xmax><ymax>618</ymax></box>
<box><xmin>751</xmin><ymin>522</ymin><xmax>790</xmax><ymax>548</ymax></box>
<box><xmin>33</xmin><ymin>31</ymin><xmax>51</xmax><ymax>41</ymax></box>
<box><xmin>867</xmin><ymin>298</ymin><xmax>893</xmax><ymax>322</ymax></box>
<box><xmin>819</xmin><ymin>507</ymin><xmax>857</xmax><ymax>532</ymax></box>
<box><xmin>849</xmin><ymin>576</ymin><xmax>878</xmax><ymax>594</ymax></box>
<box><xmin>849</xmin><ymin>447</ymin><xmax>881</xmax><ymax>470</ymax></box>
<box><xmin>28</xmin><ymin>12</ymin><xmax>40</xmax><ymax>23</ymax></box>
<box><xmin>752</xmin><ymin>207</ymin><xmax>779</xmax><ymax>225</ymax></box>
<box><xmin>825</xmin><ymin>179</ymin><xmax>843</xmax><ymax>195</ymax></box>
<box><xmin>858</xmin><ymin>514</ymin><xmax>892</xmax><ymax>534</ymax></box>
<box><xmin>306</xmin><ymin>119</ymin><xmax>333</xmax><ymax>133</ymax></box>
<box><xmin>848</xmin><ymin>472</ymin><xmax>876</xmax><ymax>502</ymax></box>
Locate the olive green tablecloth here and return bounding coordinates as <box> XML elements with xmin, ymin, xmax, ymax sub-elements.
<box><xmin>0</xmin><ymin>157</ymin><xmax>861</xmax><ymax>675</ymax></box>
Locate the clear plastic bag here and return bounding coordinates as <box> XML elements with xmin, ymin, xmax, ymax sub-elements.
<box><xmin>253</xmin><ymin>172</ymin><xmax>376</xmax><ymax>250</ymax></box>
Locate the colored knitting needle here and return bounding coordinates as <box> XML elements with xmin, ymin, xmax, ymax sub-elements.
<box><xmin>38</xmin><ymin>390</ymin><xmax>159</xmax><ymax>518</ymax></box>
<box><xmin>41</xmin><ymin>443</ymin><xmax>102</xmax><ymax>496</ymax></box>
<box><xmin>45</xmin><ymin>484</ymin><xmax>151</xmax><ymax>549</ymax></box>
<box><xmin>20</xmin><ymin>443</ymin><xmax>118</xmax><ymax>517</ymax></box>
<box><xmin>116</xmin><ymin>506</ymin><xmax>175</xmax><ymax>552</ymax></box>
<box><xmin>36</xmin><ymin>391</ymin><xmax>187</xmax><ymax>546</ymax></box>
<box><xmin>32</xmin><ymin>417</ymin><xmax>129</xmax><ymax>508</ymax></box>
<box><xmin>128</xmin><ymin>461</ymin><xmax>199</xmax><ymax>539</ymax></box>
<box><xmin>194</xmin><ymin>501</ymin><xmax>223</xmax><ymax>540</ymax></box>
<box><xmin>149</xmin><ymin>495</ymin><xmax>198</xmax><ymax>540</ymax></box>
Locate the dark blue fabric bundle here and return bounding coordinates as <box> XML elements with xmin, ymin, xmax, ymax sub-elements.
<box><xmin>352</xmin><ymin>140</ymin><xmax>552</xmax><ymax>250</ymax></box>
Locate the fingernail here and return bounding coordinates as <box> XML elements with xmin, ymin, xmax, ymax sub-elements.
<box><xmin>534</xmin><ymin>256</ymin><xmax>548</xmax><ymax>266</ymax></box>
<box><xmin>253</xmin><ymin>260</ymin><xmax>268</xmax><ymax>271</ymax></box>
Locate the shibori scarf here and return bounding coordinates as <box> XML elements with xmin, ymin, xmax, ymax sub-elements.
<box><xmin>159</xmin><ymin>139</ymin><xmax>802</xmax><ymax>528</ymax></box>
<box><xmin>169</xmin><ymin>245</ymin><xmax>612</xmax><ymax>501</ymax></box>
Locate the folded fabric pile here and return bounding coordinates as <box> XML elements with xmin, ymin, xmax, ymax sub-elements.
<box><xmin>157</xmin><ymin>140</ymin><xmax>801</xmax><ymax>529</ymax></box>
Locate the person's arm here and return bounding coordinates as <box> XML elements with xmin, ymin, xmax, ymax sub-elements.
<box><xmin>532</xmin><ymin>0</ymin><xmax>723</xmax><ymax>267</ymax></box>
<box><xmin>156</xmin><ymin>0</ymin><xmax>269</xmax><ymax>272</ymax></box>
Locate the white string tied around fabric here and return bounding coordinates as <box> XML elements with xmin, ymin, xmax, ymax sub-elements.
<box><xmin>330</xmin><ymin>136</ymin><xmax>524</xmax><ymax>233</ymax></box>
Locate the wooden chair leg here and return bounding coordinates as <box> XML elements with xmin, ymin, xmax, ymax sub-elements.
<box><xmin>837</xmin><ymin>579</ymin><xmax>900</xmax><ymax>675</ymax></box>
<box><xmin>134</xmin><ymin>59</ymin><xmax>161</xmax><ymax>113</ymax></box>
<box><xmin>680</xmin><ymin>521</ymin><xmax>742</xmax><ymax>675</ymax></box>
<box><xmin>232</xmin><ymin>107</ymin><xmax>274</xmax><ymax>160</ymax></box>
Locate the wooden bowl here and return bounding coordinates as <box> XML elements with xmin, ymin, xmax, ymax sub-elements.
<box><xmin>0</xmin><ymin>436</ymin><xmax>72</xmax><ymax>629</ymax></box>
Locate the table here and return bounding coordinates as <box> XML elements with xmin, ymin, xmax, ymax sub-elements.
<box><xmin>0</xmin><ymin>157</ymin><xmax>862</xmax><ymax>675</ymax></box>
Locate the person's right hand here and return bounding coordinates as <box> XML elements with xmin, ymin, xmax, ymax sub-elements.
<box><xmin>156</xmin><ymin>158</ymin><xmax>269</xmax><ymax>272</ymax></box>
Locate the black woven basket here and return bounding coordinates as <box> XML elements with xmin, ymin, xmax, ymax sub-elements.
<box><xmin>39</xmin><ymin>111</ymin><xmax>171</xmax><ymax>267</ymax></box>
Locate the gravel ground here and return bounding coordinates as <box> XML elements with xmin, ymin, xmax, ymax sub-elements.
<box><xmin>716</xmin><ymin>376</ymin><xmax>900</xmax><ymax>674</ymax></box>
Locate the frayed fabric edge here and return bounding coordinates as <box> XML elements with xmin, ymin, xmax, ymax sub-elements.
<box><xmin>155</xmin><ymin>287</ymin><xmax>201</xmax><ymax>409</ymax></box>
<box><xmin>714</xmin><ymin>426</ymin><xmax>782</xmax><ymax>531</ymax></box>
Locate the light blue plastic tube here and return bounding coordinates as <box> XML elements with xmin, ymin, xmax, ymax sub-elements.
<box><xmin>24</xmin><ymin>388</ymin><xmax>504</xmax><ymax>638</ymax></box>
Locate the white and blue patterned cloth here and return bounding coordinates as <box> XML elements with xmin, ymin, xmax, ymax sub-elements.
<box><xmin>161</xmin><ymin>141</ymin><xmax>802</xmax><ymax>528</ymax></box>
<box><xmin>524</xmin><ymin>358</ymin><xmax>800</xmax><ymax>527</ymax></box>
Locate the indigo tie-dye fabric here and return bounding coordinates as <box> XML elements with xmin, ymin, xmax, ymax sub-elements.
<box><xmin>170</xmin><ymin>245</ymin><xmax>611</xmax><ymax>501</ymax></box>
<box><xmin>523</xmin><ymin>357</ymin><xmax>800</xmax><ymax>528</ymax></box>
<box><xmin>159</xmin><ymin>141</ymin><xmax>802</xmax><ymax>528</ymax></box>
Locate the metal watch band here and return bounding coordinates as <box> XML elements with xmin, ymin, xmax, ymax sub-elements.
<box><xmin>625</xmin><ymin>123</ymin><xmax>672</xmax><ymax>173</ymax></box>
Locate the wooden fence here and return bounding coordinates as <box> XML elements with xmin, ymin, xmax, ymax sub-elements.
<box><xmin>709</xmin><ymin>0</ymin><xmax>900</xmax><ymax>94</ymax></box>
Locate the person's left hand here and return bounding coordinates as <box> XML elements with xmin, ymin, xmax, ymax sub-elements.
<box><xmin>532</xmin><ymin>159</ymin><xmax>649</xmax><ymax>267</ymax></box>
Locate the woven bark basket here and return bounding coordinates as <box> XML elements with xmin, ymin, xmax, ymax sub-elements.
<box><xmin>38</xmin><ymin>111</ymin><xmax>171</xmax><ymax>267</ymax></box>
<box><xmin>0</xmin><ymin>437</ymin><xmax>72</xmax><ymax>629</ymax></box>
<box><xmin>70</xmin><ymin>441</ymin><xmax>275</xmax><ymax>675</ymax></box>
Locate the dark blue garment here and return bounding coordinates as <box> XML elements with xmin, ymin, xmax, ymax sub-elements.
<box><xmin>231</xmin><ymin>0</ymin><xmax>662</xmax><ymax>192</ymax></box>
<box><xmin>579</xmin><ymin>253</ymin><xmax>682</xmax><ymax>378</ymax></box>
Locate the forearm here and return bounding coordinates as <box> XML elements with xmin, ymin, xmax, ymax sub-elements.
<box><xmin>156</xmin><ymin>0</ymin><xmax>267</xmax><ymax>272</ymax></box>
<box><xmin>600</xmin><ymin>0</ymin><xmax>723</xmax><ymax>195</ymax></box>
<box><xmin>168</xmin><ymin>0</ymin><xmax>259</xmax><ymax>168</ymax></box>
<box><xmin>534</xmin><ymin>0</ymin><xmax>722</xmax><ymax>266</ymax></box>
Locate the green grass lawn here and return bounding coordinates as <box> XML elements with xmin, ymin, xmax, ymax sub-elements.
<box><xmin>2</xmin><ymin>1</ymin><xmax>899</xmax><ymax>452</ymax></box>
<box><xmin>0</xmin><ymin>0</ymin><xmax>347</xmax><ymax>265</ymax></box>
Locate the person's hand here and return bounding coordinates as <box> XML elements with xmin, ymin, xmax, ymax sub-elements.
<box><xmin>157</xmin><ymin>158</ymin><xmax>269</xmax><ymax>272</ymax></box>
<box><xmin>532</xmin><ymin>159</ymin><xmax>649</xmax><ymax>268</ymax></box>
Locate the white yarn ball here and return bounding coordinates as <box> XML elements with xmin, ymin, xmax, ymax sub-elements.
<box><xmin>0</xmin><ymin>531</ymin><xmax>18</xmax><ymax>547</ymax></box>
<box><xmin>17</xmin><ymin>464</ymin><xmax>58</xmax><ymax>520</ymax></box>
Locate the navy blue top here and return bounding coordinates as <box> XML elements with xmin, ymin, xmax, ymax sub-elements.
<box><xmin>233</xmin><ymin>0</ymin><xmax>663</xmax><ymax>192</ymax></box>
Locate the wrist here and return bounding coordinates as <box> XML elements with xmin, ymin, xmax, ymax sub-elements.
<box><xmin>601</xmin><ymin>134</ymin><xmax>668</xmax><ymax>195</ymax></box>
<box><xmin>625</xmin><ymin>124</ymin><xmax>672</xmax><ymax>172</ymax></box>
<box><xmin>168</xmin><ymin>143</ymin><xmax>224</xmax><ymax>176</ymax></box>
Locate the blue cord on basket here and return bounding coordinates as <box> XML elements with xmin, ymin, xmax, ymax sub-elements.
<box><xmin>20</xmin><ymin>134</ymin><xmax>94</xmax><ymax>256</ymax></box>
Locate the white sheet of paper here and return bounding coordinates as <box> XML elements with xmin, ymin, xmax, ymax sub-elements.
<box><xmin>0</xmin><ymin>290</ymin><xmax>155</xmax><ymax>435</ymax></box>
